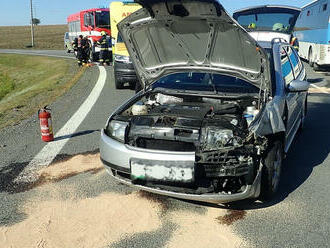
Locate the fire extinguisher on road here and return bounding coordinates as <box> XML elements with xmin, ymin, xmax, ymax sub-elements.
<box><xmin>38</xmin><ymin>106</ymin><xmax>54</xmax><ymax>142</ymax></box>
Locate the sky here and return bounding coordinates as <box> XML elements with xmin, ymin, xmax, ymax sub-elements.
<box><xmin>1</xmin><ymin>0</ymin><xmax>313</xmax><ymax>26</ymax></box>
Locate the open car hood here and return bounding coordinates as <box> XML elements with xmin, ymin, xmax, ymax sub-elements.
<box><xmin>118</xmin><ymin>0</ymin><xmax>271</xmax><ymax>92</ymax></box>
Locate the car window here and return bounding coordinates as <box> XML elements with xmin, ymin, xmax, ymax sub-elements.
<box><xmin>280</xmin><ymin>47</ymin><xmax>294</xmax><ymax>85</ymax></box>
<box><xmin>153</xmin><ymin>73</ymin><xmax>260</xmax><ymax>94</ymax></box>
<box><xmin>234</xmin><ymin>8</ymin><xmax>300</xmax><ymax>34</ymax></box>
<box><xmin>287</xmin><ymin>47</ymin><xmax>301</xmax><ymax>78</ymax></box>
<box><xmin>117</xmin><ymin>33</ymin><xmax>123</xmax><ymax>43</ymax></box>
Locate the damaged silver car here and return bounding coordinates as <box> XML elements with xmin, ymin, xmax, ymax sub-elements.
<box><xmin>100</xmin><ymin>0</ymin><xmax>309</xmax><ymax>204</ymax></box>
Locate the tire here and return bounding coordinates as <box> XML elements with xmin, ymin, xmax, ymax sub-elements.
<box><xmin>115</xmin><ymin>77</ymin><xmax>124</xmax><ymax>89</ymax></box>
<box><xmin>134</xmin><ymin>81</ymin><xmax>142</xmax><ymax>93</ymax></box>
<box><xmin>260</xmin><ymin>140</ymin><xmax>284</xmax><ymax>200</ymax></box>
<box><xmin>308</xmin><ymin>47</ymin><xmax>314</xmax><ymax>67</ymax></box>
<box><xmin>313</xmin><ymin>62</ymin><xmax>321</xmax><ymax>71</ymax></box>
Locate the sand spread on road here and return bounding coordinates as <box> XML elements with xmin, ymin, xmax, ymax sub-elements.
<box><xmin>0</xmin><ymin>153</ymin><xmax>246</xmax><ymax>248</ymax></box>
<box><xmin>165</xmin><ymin>209</ymin><xmax>243</xmax><ymax>248</ymax></box>
<box><xmin>38</xmin><ymin>153</ymin><xmax>104</xmax><ymax>182</ymax></box>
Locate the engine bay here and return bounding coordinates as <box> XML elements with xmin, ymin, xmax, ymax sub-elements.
<box><xmin>110</xmin><ymin>91</ymin><xmax>267</xmax><ymax>194</ymax></box>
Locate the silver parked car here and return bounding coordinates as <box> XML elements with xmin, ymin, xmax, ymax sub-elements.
<box><xmin>64</xmin><ymin>32</ymin><xmax>73</xmax><ymax>53</ymax></box>
<box><xmin>100</xmin><ymin>0</ymin><xmax>309</xmax><ymax>204</ymax></box>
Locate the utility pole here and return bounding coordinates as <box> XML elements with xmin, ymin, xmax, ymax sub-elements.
<box><xmin>30</xmin><ymin>0</ymin><xmax>35</xmax><ymax>47</ymax></box>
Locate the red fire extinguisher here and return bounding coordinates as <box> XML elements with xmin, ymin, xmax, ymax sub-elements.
<box><xmin>38</xmin><ymin>106</ymin><xmax>54</xmax><ymax>142</ymax></box>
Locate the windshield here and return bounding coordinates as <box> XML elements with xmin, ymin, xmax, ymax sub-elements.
<box><xmin>152</xmin><ymin>73</ymin><xmax>259</xmax><ymax>94</ymax></box>
<box><xmin>117</xmin><ymin>33</ymin><xmax>123</xmax><ymax>43</ymax></box>
<box><xmin>234</xmin><ymin>7</ymin><xmax>300</xmax><ymax>34</ymax></box>
<box><xmin>95</xmin><ymin>11</ymin><xmax>110</xmax><ymax>29</ymax></box>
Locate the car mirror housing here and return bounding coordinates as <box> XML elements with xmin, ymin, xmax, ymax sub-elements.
<box><xmin>287</xmin><ymin>80</ymin><xmax>310</xmax><ymax>92</ymax></box>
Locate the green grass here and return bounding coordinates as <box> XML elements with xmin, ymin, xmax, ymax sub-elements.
<box><xmin>0</xmin><ymin>25</ymin><xmax>67</xmax><ymax>50</ymax></box>
<box><xmin>0</xmin><ymin>73</ymin><xmax>15</xmax><ymax>100</ymax></box>
<box><xmin>0</xmin><ymin>54</ymin><xmax>85</xmax><ymax>129</ymax></box>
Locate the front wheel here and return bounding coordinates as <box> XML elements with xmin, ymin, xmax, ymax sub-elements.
<box><xmin>308</xmin><ymin>48</ymin><xmax>314</xmax><ymax>67</ymax></box>
<box><xmin>134</xmin><ymin>81</ymin><xmax>142</xmax><ymax>93</ymax></box>
<box><xmin>313</xmin><ymin>62</ymin><xmax>321</xmax><ymax>71</ymax></box>
<box><xmin>260</xmin><ymin>140</ymin><xmax>284</xmax><ymax>200</ymax></box>
<box><xmin>115</xmin><ymin>76</ymin><xmax>124</xmax><ymax>89</ymax></box>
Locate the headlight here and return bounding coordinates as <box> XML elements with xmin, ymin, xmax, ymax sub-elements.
<box><xmin>106</xmin><ymin>120</ymin><xmax>128</xmax><ymax>142</ymax></box>
<box><xmin>206</xmin><ymin>129</ymin><xmax>234</xmax><ymax>148</ymax></box>
<box><xmin>114</xmin><ymin>55</ymin><xmax>131</xmax><ymax>63</ymax></box>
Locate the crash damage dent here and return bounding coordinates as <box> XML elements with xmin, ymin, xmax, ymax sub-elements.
<box><xmin>102</xmin><ymin>89</ymin><xmax>287</xmax><ymax>199</ymax></box>
<box><xmin>249</xmin><ymin>100</ymin><xmax>286</xmax><ymax>137</ymax></box>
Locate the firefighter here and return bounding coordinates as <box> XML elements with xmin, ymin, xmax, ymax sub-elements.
<box><xmin>248</xmin><ymin>22</ymin><xmax>256</xmax><ymax>29</ymax></box>
<box><xmin>97</xmin><ymin>31</ymin><xmax>110</xmax><ymax>66</ymax></box>
<box><xmin>72</xmin><ymin>37</ymin><xmax>78</xmax><ymax>52</ymax></box>
<box><xmin>272</xmin><ymin>23</ymin><xmax>285</xmax><ymax>32</ymax></box>
<box><xmin>291</xmin><ymin>36</ymin><xmax>299</xmax><ymax>51</ymax></box>
<box><xmin>81</xmin><ymin>36</ymin><xmax>90</xmax><ymax>64</ymax></box>
<box><xmin>75</xmin><ymin>35</ymin><xmax>83</xmax><ymax>66</ymax></box>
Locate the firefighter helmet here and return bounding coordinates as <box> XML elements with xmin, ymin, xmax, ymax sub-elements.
<box><xmin>248</xmin><ymin>23</ymin><xmax>256</xmax><ymax>29</ymax></box>
<box><xmin>101</xmin><ymin>31</ymin><xmax>107</xmax><ymax>36</ymax></box>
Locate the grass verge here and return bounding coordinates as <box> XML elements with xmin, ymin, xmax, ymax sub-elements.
<box><xmin>0</xmin><ymin>54</ymin><xmax>85</xmax><ymax>129</ymax></box>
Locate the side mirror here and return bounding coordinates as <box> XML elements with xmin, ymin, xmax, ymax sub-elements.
<box><xmin>287</xmin><ymin>80</ymin><xmax>310</xmax><ymax>92</ymax></box>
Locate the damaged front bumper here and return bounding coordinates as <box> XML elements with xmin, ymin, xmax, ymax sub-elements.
<box><xmin>100</xmin><ymin>129</ymin><xmax>262</xmax><ymax>204</ymax></box>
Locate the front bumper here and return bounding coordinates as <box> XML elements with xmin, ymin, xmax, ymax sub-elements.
<box><xmin>114</xmin><ymin>61</ymin><xmax>137</xmax><ymax>82</ymax></box>
<box><xmin>100</xmin><ymin>129</ymin><xmax>261</xmax><ymax>204</ymax></box>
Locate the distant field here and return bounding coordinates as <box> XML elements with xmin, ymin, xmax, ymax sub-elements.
<box><xmin>0</xmin><ymin>54</ymin><xmax>84</xmax><ymax>129</ymax></box>
<box><xmin>0</xmin><ymin>25</ymin><xmax>67</xmax><ymax>50</ymax></box>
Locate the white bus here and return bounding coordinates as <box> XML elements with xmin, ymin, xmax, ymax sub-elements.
<box><xmin>294</xmin><ymin>0</ymin><xmax>330</xmax><ymax>69</ymax></box>
<box><xmin>233</xmin><ymin>5</ymin><xmax>301</xmax><ymax>44</ymax></box>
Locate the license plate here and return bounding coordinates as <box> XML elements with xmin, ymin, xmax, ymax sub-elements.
<box><xmin>130</xmin><ymin>159</ymin><xmax>194</xmax><ymax>183</ymax></box>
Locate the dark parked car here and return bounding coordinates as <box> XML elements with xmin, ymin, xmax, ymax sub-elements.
<box><xmin>100</xmin><ymin>0</ymin><xmax>309</xmax><ymax>204</ymax></box>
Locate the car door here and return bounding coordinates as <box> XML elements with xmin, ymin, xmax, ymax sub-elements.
<box><xmin>280</xmin><ymin>46</ymin><xmax>299</xmax><ymax>140</ymax></box>
<box><xmin>287</xmin><ymin>47</ymin><xmax>306</xmax><ymax>116</ymax></box>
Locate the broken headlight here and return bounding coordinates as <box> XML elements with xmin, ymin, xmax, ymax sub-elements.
<box><xmin>106</xmin><ymin>120</ymin><xmax>128</xmax><ymax>143</ymax></box>
<box><xmin>206</xmin><ymin>128</ymin><xmax>234</xmax><ymax>148</ymax></box>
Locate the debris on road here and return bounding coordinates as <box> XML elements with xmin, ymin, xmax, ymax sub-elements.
<box><xmin>217</xmin><ymin>210</ymin><xmax>247</xmax><ymax>226</ymax></box>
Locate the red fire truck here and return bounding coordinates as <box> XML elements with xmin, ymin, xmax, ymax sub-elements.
<box><xmin>67</xmin><ymin>8</ymin><xmax>111</xmax><ymax>61</ymax></box>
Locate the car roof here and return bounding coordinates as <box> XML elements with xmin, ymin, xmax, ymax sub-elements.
<box><xmin>234</xmin><ymin>5</ymin><xmax>301</xmax><ymax>14</ymax></box>
<box><xmin>258</xmin><ymin>41</ymin><xmax>272</xmax><ymax>50</ymax></box>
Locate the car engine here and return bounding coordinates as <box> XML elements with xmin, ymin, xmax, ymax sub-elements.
<box><xmin>113</xmin><ymin>92</ymin><xmax>265</xmax><ymax>194</ymax></box>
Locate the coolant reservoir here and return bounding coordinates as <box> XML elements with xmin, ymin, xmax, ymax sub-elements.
<box><xmin>244</xmin><ymin>106</ymin><xmax>259</xmax><ymax>126</ymax></box>
<box><xmin>132</xmin><ymin>101</ymin><xmax>148</xmax><ymax>115</ymax></box>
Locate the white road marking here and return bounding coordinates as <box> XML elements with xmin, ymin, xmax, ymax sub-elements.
<box><xmin>0</xmin><ymin>51</ymin><xmax>75</xmax><ymax>60</ymax></box>
<box><xmin>15</xmin><ymin>66</ymin><xmax>107</xmax><ymax>182</ymax></box>
<box><xmin>310</xmin><ymin>83</ymin><xmax>329</xmax><ymax>94</ymax></box>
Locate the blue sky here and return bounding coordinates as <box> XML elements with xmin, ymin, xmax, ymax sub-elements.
<box><xmin>1</xmin><ymin>0</ymin><xmax>312</xmax><ymax>26</ymax></box>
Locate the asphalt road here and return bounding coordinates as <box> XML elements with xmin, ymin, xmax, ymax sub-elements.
<box><xmin>1</xmin><ymin>50</ymin><xmax>330</xmax><ymax>247</ymax></box>
<box><xmin>0</xmin><ymin>49</ymin><xmax>76</xmax><ymax>59</ymax></box>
